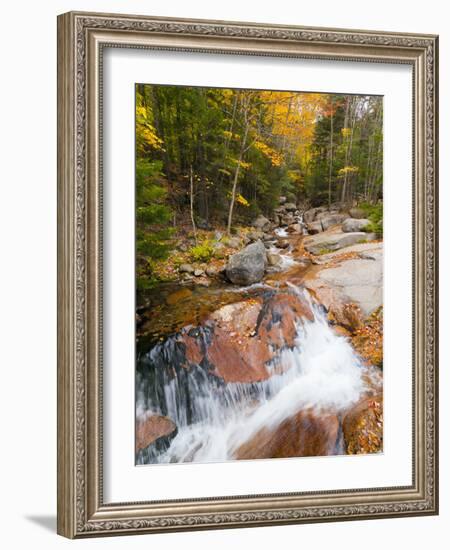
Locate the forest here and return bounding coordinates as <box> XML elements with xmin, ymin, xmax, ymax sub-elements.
<box><xmin>136</xmin><ymin>84</ymin><xmax>383</xmax><ymax>288</ymax></box>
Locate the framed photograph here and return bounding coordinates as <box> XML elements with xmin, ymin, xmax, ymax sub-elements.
<box><xmin>57</xmin><ymin>11</ymin><xmax>439</xmax><ymax>538</ymax></box>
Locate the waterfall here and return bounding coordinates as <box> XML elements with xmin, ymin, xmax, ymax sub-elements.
<box><xmin>136</xmin><ymin>288</ymin><xmax>380</xmax><ymax>465</ymax></box>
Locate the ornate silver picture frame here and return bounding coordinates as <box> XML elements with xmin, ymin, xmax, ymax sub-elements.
<box><xmin>57</xmin><ymin>11</ymin><xmax>438</xmax><ymax>538</ymax></box>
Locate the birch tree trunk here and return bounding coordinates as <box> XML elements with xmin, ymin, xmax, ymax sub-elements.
<box><xmin>328</xmin><ymin>98</ymin><xmax>334</xmax><ymax>209</ymax></box>
<box><xmin>227</xmin><ymin>122</ymin><xmax>249</xmax><ymax>235</ymax></box>
<box><xmin>189</xmin><ymin>166</ymin><xmax>197</xmax><ymax>244</ymax></box>
<box><xmin>341</xmin><ymin>97</ymin><xmax>357</xmax><ymax>204</ymax></box>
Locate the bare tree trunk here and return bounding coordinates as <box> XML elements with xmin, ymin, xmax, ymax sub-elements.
<box><xmin>341</xmin><ymin>97</ymin><xmax>357</xmax><ymax>204</ymax></box>
<box><xmin>373</xmin><ymin>107</ymin><xmax>383</xmax><ymax>203</ymax></box>
<box><xmin>368</xmin><ymin>138</ymin><xmax>383</xmax><ymax>203</ymax></box>
<box><xmin>218</xmin><ymin>92</ymin><xmax>239</xmax><ymax>189</ymax></box>
<box><xmin>189</xmin><ymin>166</ymin><xmax>197</xmax><ymax>244</ymax></box>
<box><xmin>340</xmin><ymin>98</ymin><xmax>350</xmax><ymax>204</ymax></box>
<box><xmin>227</xmin><ymin>122</ymin><xmax>249</xmax><ymax>235</ymax></box>
<box><xmin>328</xmin><ymin>98</ymin><xmax>334</xmax><ymax>209</ymax></box>
<box><xmin>365</xmin><ymin>134</ymin><xmax>374</xmax><ymax>201</ymax></box>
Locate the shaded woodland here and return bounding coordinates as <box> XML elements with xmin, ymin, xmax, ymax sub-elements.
<box><xmin>136</xmin><ymin>85</ymin><xmax>382</xmax><ymax>288</ymax></box>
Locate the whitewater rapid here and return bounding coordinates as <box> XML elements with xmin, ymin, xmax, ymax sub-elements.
<box><xmin>136</xmin><ymin>288</ymin><xmax>380</xmax><ymax>465</ymax></box>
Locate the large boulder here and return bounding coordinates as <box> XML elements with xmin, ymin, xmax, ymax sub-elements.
<box><xmin>180</xmin><ymin>291</ymin><xmax>313</xmax><ymax>383</ymax></box>
<box><xmin>246</xmin><ymin>229</ymin><xmax>264</xmax><ymax>242</ymax></box>
<box><xmin>135</xmin><ymin>414</ymin><xmax>177</xmax><ymax>453</ymax></box>
<box><xmin>262</xmin><ymin>232</ymin><xmax>274</xmax><ymax>242</ymax></box>
<box><xmin>349</xmin><ymin>207</ymin><xmax>366</xmax><ymax>219</ymax></box>
<box><xmin>342</xmin><ymin>218</ymin><xmax>370</xmax><ymax>232</ymax></box>
<box><xmin>316</xmin><ymin>258</ymin><xmax>382</xmax><ymax>317</ymax></box>
<box><xmin>303</xmin><ymin>231</ymin><xmax>374</xmax><ymax>255</ymax></box>
<box><xmin>234</xmin><ymin>409</ymin><xmax>340</xmax><ymax>459</ymax></box>
<box><xmin>226</xmin><ymin>240</ymin><xmax>267</xmax><ymax>285</ymax></box>
<box><xmin>226</xmin><ymin>236</ymin><xmax>241</xmax><ymax>249</ymax></box>
<box><xmin>276</xmin><ymin>239</ymin><xmax>290</xmax><ymax>249</ymax></box>
<box><xmin>343</xmin><ymin>395</ymin><xmax>383</xmax><ymax>454</ymax></box>
<box><xmin>287</xmin><ymin>223</ymin><xmax>302</xmax><ymax>234</ymax></box>
<box><xmin>303</xmin><ymin>208</ymin><xmax>318</xmax><ymax>223</ymax></box>
<box><xmin>267</xmin><ymin>252</ymin><xmax>282</xmax><ymax>266</ymax></box>
<box><xmin>252</xmin><ymin>214</ymin><xmax>271</xmax><ymax>231</ymax></box>
<box><xmin>306</xmin><ymin>221</ymin><xmax>323</xmax><ymax>234</ymax></box>
<box><xmin>304</xmin><ymin>243</ymin><xmax>383</xmax><ymax>324</ymax></box>
<box><xmin>318</xmin><ymin>213</ymin><xmax>347</xmax><ymax>230</ymax></box>
<box><xmin>281</xmin><ymin>213</ymin><xmax>295</xmax><ymax>225</ymax></box>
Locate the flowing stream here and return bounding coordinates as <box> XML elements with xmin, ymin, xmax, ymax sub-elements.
<box><xmin>136</xmin><ymin>287</ymin><xmax>380</xmax><ymax>464</ymax></box>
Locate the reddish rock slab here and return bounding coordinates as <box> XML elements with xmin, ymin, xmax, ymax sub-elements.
<box><xmin>206</xmin><ymin>297</ymin><xmax>271</xmax><ymax>382</ymax></box>
<box><xmin>257</xmin><ymin>292</ymin><xmax>314</xmax><ymax>350</ymax></box>
<box><xmin>182</xmin><ymin>330</ymin><xmax>204</xmax><ymax>365</ymax></box>
<box><xmin>206</xmin><ymin>327</ymin><xmax>272</xmax><ymax>383</ymax></box>
<box><xmin>234</xmin><ymin>409</ymin><xmax>340</xmax><ymax>459</ymax></box>
<box><xmin>343</xmin><ymin>394</ymin><xmax>383</xmax><ymax>454</ymax></box>
<box><xmin>135</xmin><ymin>414</ymin><xmax>177</xmax><ymax>453</ymax></box>
<box><xmin>179</xmin><ymin>291</ymin><xmax>313</xmax><ymax>384</ymax></box>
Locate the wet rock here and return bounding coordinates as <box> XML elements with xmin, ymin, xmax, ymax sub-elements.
<box><xmin>288</xmin><ymin>223</ymin><xmax>302</xmax><ymax>234</ymax></box>
<box><xmin>267</xmin><ymin>252</ymin><xmax>282</xmax><ymax>266</ymax></box>
<box><xmin>179</xmin><ymin>291</ymin><xmax>313</xmax><ymax>384</ymax></box>
<box><xmin>234</xmin><ymin>409</ymin><xmax>340</xmax><ymax>459</ymax></box>
<box><xmin>205</xmin><ymin>301</ymin><xmax>272</xmax><ymax>383</ymax></box>
<box><xmin>225</xmin><ymin>240</ymin><xmax>267</xmax><ymax>285</ymax></box>
<box><xmin>277</xmin><ymin>239</ymin><xmax>290</xmax><ymax>249</ymax></box>
<box><xmin>205</xmin><ymin>267</ymin><xmax>217</xmax><ymax>277</ymax></box>
<box><xmin>135</xmin><ymin>414</ymin><xmax>177</xmax><ymax>453</ymax></box>
<box><xmin>179</xmin><ymin>264</ymin><xmax>195</xmax><ymax>274</ymax></box>
<box><xmin>349</xmin><ymin>207</ymin><xmax>366</xmax><ymax>219</ymax></box>
<box><xmin>342</xmin><ymin>218</ymin><xmax>370</xmax><ymax>232</ymax></box>
<box><xmin>343</xmin><ymin>395</ymin><xmax>383</xmax><ymax>454</ymax></box>
<box><xmin>257</xmin><ymin>292</ymin><xmax>314</xmax><ymax>350</ymax></box>
<box><xmin>166</xmin><ymin>288</ymin><xmax>193</xmax><ymax>305</ymax></box>
<box><xmin>252</xmin><ymin>215</ymin><xmax>271</xmax><ymax>231</ymax></box>
<box><xmin>194</xmin><ymin>269</ymin><xmax>204</xmax><ymax>277</ymax></box>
